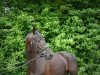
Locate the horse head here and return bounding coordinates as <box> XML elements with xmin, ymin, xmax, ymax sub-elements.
<box><xmin>26</xmin><ymin>26</ymin><xmax>53</xmax><ymax>59</ymax></box>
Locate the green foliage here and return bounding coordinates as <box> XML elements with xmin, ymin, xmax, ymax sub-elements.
<box><xmin>0</xmin><ymin>0</ymin><xmax>100</xmax><ymax>75</ymax></box>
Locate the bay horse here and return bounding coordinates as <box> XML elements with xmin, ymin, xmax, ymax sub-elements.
<box><xmin>26</xmin><ymin>27</ymin><xmax>78</xmax><ymax>75</ymax></box>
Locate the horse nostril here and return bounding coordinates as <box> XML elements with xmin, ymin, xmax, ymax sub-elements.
<box><xmin>40</xmin><ymin>52</ymin><xmax>45</xmax><ymax>57</ymax></box>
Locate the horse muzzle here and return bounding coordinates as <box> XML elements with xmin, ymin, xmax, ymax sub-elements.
<box><xmin>39</xmin><ymin>51</ymin><xmax>53</xmax><ymax>60</ymax></box>
<box><xmin>45</xmin><ymin>52</ymin><xmax>53</xmax><ymax>60</ymax></box>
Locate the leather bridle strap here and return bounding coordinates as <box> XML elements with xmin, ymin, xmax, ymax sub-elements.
<box><xmin>31</xmin><ymin>35</ymin><xmax>49</xmax><ymax>54</ymax></box>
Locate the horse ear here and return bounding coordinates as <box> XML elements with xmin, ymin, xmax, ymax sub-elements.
<box><xmin>32</xmin><ymin>26</ymin><xmax>35</xmax><ymax>34</ymax></box>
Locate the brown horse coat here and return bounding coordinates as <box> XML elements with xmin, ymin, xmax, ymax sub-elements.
<box><xmin>26</xmin><ymin>29</ymin><xmax>78</xmax><ymax>75</ymax></box>
<box><xmin>34</xmin><ymin>53</ymin><xmax>68</xmax><ymax>75</ymax></box>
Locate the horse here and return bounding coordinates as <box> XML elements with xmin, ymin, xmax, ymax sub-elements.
<box><xmin>25</xmin><ymin>27</ymin><xmax>78</xmax><ymax>75</ymax></box>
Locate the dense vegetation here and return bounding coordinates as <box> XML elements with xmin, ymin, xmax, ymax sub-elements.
<box><xmin>0</xmin><ymin>0</ymin><xmax>100</xmax><ymax>75</ymax></box>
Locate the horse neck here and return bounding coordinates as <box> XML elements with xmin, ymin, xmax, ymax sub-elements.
<box><xmin>27</xmin><ymin>49</ymin><xmax>37</xmax><ymax>74</ymax></box>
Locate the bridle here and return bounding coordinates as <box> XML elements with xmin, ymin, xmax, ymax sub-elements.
<box><xmin>32</xmin><ymin>36</ymin><xmax>48</xmax><ymax>53</ymax></box>
<box><xmin>29</xmin><ymin>35</ymin><xmax>49</xmax><ymax>57</ymax></box>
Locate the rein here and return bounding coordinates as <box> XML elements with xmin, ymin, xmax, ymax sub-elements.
<box><xmin>0</xmin><ymin>47</ymin><xmax>47</xmax><ymax>75</ymax></box>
